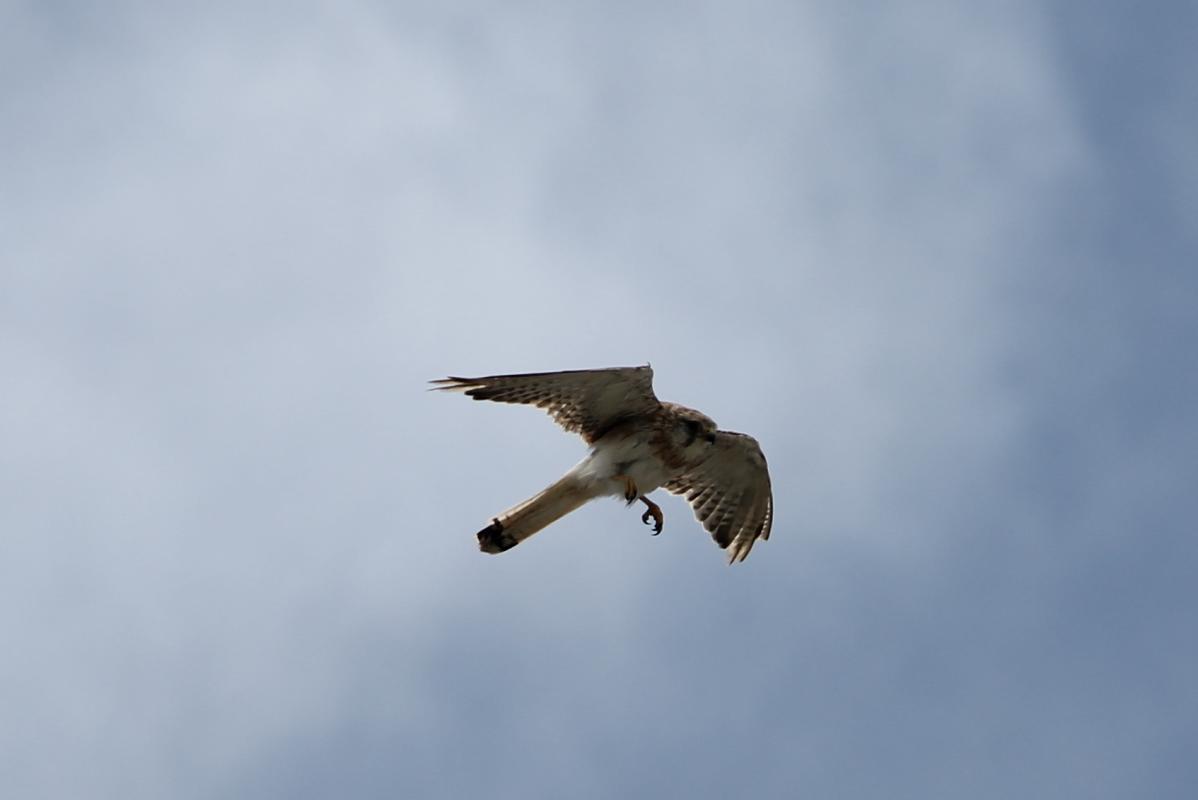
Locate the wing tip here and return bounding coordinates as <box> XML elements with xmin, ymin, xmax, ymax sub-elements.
<box><xmin>725</xmin><ymin>541</ymin><xmax>752</xmax><ymax>565</ymax></box>
<box><xmin>430</xmin><ymin>366</ymin><xmax>650</xmax><ymax>391</ymax></box>
<box><xmin>428</xmin><ymin>376</ymin><xmax>479</xmax><ymax>392</ymax></box>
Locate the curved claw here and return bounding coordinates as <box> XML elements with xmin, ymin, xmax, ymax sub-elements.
<box><xmin>638</xmin><ymin>498</ymin><xmax>664</xmax><ymax>535</ymax></box>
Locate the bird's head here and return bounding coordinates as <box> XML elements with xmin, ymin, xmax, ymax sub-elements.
<box><xmin>665</xmin><ymin>403</ymin><xmax>719</xmax><ymax>447</ymax></box>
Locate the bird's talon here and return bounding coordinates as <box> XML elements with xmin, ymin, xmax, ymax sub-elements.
<box><xmin>638</xmin><ymin>497</ymin><xmax>664</xmax><ymax>534</ymax></box>
<box><xmin>619</xmin><ymin>475</ymin><xmax>638</xmax><ymax>504</ymax></box>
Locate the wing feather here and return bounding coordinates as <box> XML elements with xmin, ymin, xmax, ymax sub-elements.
<box><xmin>431</xmin><ymin>365</ymin><xmax>660</xmax><ymax>442</ymax></box>
<box><xmin>665</xmin><ymin>431</ymin><xmax>773</xmax><ymax>563</ymax></box>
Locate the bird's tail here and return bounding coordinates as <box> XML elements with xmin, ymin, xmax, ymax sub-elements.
<box><xmin>476</xmin><ymin>471</ymin><xmax>598</xmax><ymax>554</ymax></box>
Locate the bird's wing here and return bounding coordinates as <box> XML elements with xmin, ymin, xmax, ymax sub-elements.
<box><xmin>664</xmin><ymin>431</ymin><xmax>773</xmax><ymax>563</ymax></box>
<box><xmin>431</xmin><ymin>365</ymin><xmax>660</xmax><ymax>442</ymax></box>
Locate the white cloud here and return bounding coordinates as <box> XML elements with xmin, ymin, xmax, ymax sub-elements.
<box><xmin>7</xmin><ymin>2</ymin><xmax>1191</xmax><ymax>798</ymax></box>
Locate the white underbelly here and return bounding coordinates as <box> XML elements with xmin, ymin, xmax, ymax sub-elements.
<box><xmin>576</xmin><ymin>434</ymin><xmax>672</xmax><ymax>496</ymax></box>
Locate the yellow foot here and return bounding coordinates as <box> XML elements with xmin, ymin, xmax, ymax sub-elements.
<box><xmin>615</xmin><ymin>474</ymin><xmax>639</xmax><ymax>504</ymax></box>
<box><xmin>639</xmin><ymin>496</ymin><xmax>664</xmax><ymax>535</ymax></box>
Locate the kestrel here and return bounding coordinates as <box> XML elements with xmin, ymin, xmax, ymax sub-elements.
<box><xmin>432</xmin><ymin>365</ymin><xmax>773</xmax><ymax>563</ymax></box>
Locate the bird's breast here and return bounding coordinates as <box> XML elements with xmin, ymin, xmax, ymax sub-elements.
<box><xmin>582</xmin><ymin>426</ymin><xmax>676</xmax><ymax>495</ymax></box>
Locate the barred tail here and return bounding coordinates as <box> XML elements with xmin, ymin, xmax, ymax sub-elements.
<box><xmin>476</xmin><ymin>472</ymin><xmax>596</xmax><ymax>554</ymax></box>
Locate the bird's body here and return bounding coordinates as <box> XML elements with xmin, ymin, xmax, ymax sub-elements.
<box><xmin>581</xmin><ymin>404</ymin><xmax>716</xmax><ymax>494</ymax></box>
<box><xmin>433</xmin><ymin>365</ymin><xmax>773</xmax><ymax>563</ymax></box>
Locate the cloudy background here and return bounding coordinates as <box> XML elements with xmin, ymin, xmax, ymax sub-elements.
<box><xmin>3</xmin><ymin>1</ymin><xmax>1195</xmax><ymax>797</ymax></box>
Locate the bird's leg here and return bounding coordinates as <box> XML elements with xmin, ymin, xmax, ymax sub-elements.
<box><xmin>639</xmin><ymin>496</ymin><xmax>664</xmax><ymax>535</ymax></box>
<box><xmin>614</xmin><ymin>474</ymin><xmax>639</xmax><ymax>504</ymax></box>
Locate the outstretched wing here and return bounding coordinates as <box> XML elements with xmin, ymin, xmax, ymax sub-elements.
<box><xmin>665</xmin><ymin>431</ymin><xmax>773</xmax><ymax>563</ymax></box>
<box><xmin>431</xmin><ymin>365</ymin><xmax>660</xmax><ymax>443</ymax></box>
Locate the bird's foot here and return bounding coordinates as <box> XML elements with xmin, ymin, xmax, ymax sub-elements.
<box><xmin>639</xmin><ymin>496</ymin><xmax>664</xmax><ymax>535</ymax></box>
<box><xmin>616</xmin><ymin>475</ymin><xmax>639</xmax><ymax>505</ymax></box>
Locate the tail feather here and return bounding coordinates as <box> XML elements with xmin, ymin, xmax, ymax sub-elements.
<box><xmin>477</xmin><ymin>472</ymin><xmax>595</xmax><ymax>554</ymax></box>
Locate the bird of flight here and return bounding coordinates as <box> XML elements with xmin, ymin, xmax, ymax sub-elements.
<box><xmin>432</xmin><ymin>365</ymin><xmax>773</xmax><ymax>563</ymax></box>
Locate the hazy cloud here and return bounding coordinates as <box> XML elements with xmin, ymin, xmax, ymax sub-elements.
<box><xmin>2</xmin><ymin>1</ymin><xmax>1194</xmax><ymax>798</ymax></box>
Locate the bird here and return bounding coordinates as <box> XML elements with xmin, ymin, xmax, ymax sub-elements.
<box><xmin>431</xmin><ymin>365</ymin><xmax>773</xmax><ymax>563</ymax></box>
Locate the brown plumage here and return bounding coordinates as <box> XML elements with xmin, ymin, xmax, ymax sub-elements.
<box><xmin>433</xmin><ymin>365</ymin><xmax>774</xmax><ymax>563</ymax></box>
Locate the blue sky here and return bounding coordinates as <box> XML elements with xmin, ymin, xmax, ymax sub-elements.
<box><xmin>3</xmin><ymin>1</ymin><xmax>1195</xmax><ymax>797</ymax></box>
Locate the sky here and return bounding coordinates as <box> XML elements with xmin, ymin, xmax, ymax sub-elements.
<box><xmin>2</xmin><ymin>1</ymin><xmax>1196</xmax><ymax>797</ymax></box>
